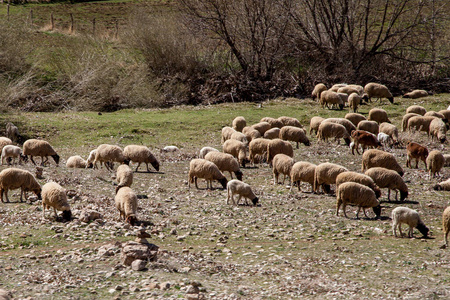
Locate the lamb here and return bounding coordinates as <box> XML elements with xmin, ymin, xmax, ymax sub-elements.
<box><xmin>365</xmin><ymin>167</ymin><xmax>408</xmax><ymax>201</ymax></box>
<box><xmin>116</xmin><ymin>164</ymin><xmax>133</xmax><ymax>192</ymax></box>
<box><xmin>226</xmin><ymin>179</ymin><xmax>258</xmax><ymax>206</ymax></box>
<box><xmin>335</xmin><ymin>171</ymin><xmax>381</xmax><ymax>198</ymax></box>
<box><xmin>433</xmin><ymin>178</ymin><xmax>450</xmax><ymax>191</ymax></box>
<box><xmin>426</xmin><ymin>150</ymin><xmax>445</xmax><ymax>178</ymax></box>
<box><xmin>232</xmin><ymin>116</ymin><xmax>246</xmax><ymax>132</ymax></box>
<box><xmin>1</xmin><ymin>145</ymin><xmax>27</xmax><ymax>165</ymax></box>
<box><xmin>41</xmin><ymin>181</ymin><xmax>72</xmax><ymax>222</ymax></box>
<box><xmin>362</xmin><ymin>82</ymin><xmax>394</xmax><ymax>103</ymax></box>
<box><xmin>377</xmin><ymin>132</ymin><xmax>394</xmax><ymax>148</ymax></box>
<box><xmin>357</xmin><ymin>120</ymin><xmax>379</xmax><ymax>135</ymax></box>
<box><xmin>345</xmin><ymin>113</ymin><xmax>366</xmax><ymax>127</ymax></box>
<box><xmin>0</xmin><ymin>168</ymin><xmax>41</xmax><ymax>203</ymax></box>
<box><xmin>442</xmin><ymin>207</ymin><xmax>450</xmax><ymax>247</ymax></box>
<box><xmin>338</xmin><ymin>86</ymin><xmax>360</xmax><ymax>96</ymax></box>
<box><xmin>249</xmin><ymin>138</ymin><xmax>271</xmax><ymax>165</ymax></box>
<box><xmin>424</xmin><ymin>111</ymin><xmax>445</xmax><ymax>119</ymax></box>
<box><xmin>279</xmin><ymin>126</ymin><xmax>310</xmax><ymax>148</ymax></box>
<box><xmin>379</xmin><ymin>122</ymin><xmax>399</xmax><ymax>142</ymax></box>
<box><xmin>311</xmin><ymin>83</ymin><xmax>327</xmax><ymax>101</ymax></box>
<box><xmin>266</xmin><ymin>139</ymin><xmax>294</xmax><ymax>167</ymax></box>
<box><xmin>242</xmin><ymin>126</ymin><xmax>262</xmax><ymax>143</ymax></box>
<box><xmin>252</xmin><ymin>122</ymin><xmax>272</xmax><ymax>135</ymax></box>
<box><xmin>402</xmin><ymin>113</ymin><xmax>420</xmax><ymax>132</ymax></box>
<box><xmin>223</xmin><ymin>139</ymin><xmax>248</xmax><ymax>167</ymax></box>
<box><xmin>351</xmin><ymin>130</ymin><xmax>382</xmax><ymax>155</ymax></box>
<box><xmin>199</xmin><ymin>146</ymin><xmax>219</xmax><ymax>159</ymax></box>
<box><xmin>5</xmin><ymin>122</ymin><xmax>19</xmax><ymax>143</ymax></box>
<box><xmin>221</xmin><ymin>126</ymin><xmax>236</xmax><ymax>144</ymax></box>
<box><xmin>66</xmin><ymin>155</ymin><xmax>87</xmax><ymax>168</ymax></box>
<box><xmin>230</xmin><ymin>131</ymin><xmax>249</xmax><ymax>146</ymax></box>
<box><xmin>290</xmin><ymin>161</ymin><xmax>317</xmax><ymax>193</ymax></box>
<box><xmin>429</xmin><ymin>116</ymin><xmax>447</xmax><ymax>143</ymax></box>
<box><xmin>86</xmin><ymin>149</ymin><xmax>97</xmax><ymax>168</ymax></box>
<box><xmin>406</xmin><ymin>105</ymin><xmax>426</xmax><ymax>115</ymax></box>
<box><xmin>260</xmin><ymin>117</ymin><xmax>284</xmax><ymax>129</ymax></box>
<box><xmin>322</xmin><ymin>118</ymin><xmax>356</xmax><ymax>135</ymax></box>
<box><xmin>368</xmin><ymin>108</ymin><xmax>391</xmax><ymax>124</ymax></box>
<box><xmin>161</xmin><ymin>145</ymin><xmax>179</xmax><ymax>152</ymax></box>
<box><xmin>309</xmin><ymin>117</ymin><xmax>325</xmax><ymax>135</ymax></box>
<box><xmin>23</xmin><ymin>139</ymin><xmax>60</xmax><ymax>166</ymax></box>
<box><xmin>317</xmin><ymin>122</ymin><xmax>351</xmax><ymax>146</ymax></box>
<box><xmin>205</xmin><ymin>151</ymin><xmax>243</xmax><ymax>181</ymax></box>
<box><xmin>188</xmin><ymin>159</ymin><xmax>228</xmax><ymax>190</ymax></box>
<box><xmin>391</xmin><ymin>207</ymin><xmax>429</xmax><ymax>238</ymax></box>
<box><xmin>406</xmin><ymin>142</ymin><xmax>428</xmax><ymax>169</ymax></box>
<box><xmin>93</xmin><ymin>144</ymin><xmax>130</xmax><ymax>171</ymax></box>
<box><xmin>263</xmin><ymin>128</ymin><xmax>281</xmax><ymax>139</ymax></box>
<box><xmin>313</xmin><ymin>162</ymin><xmax>348</xmax><ymax>194</ymax></box>
<box><xmin>403</xmin><ymin>90</ymin><xmax>429</xmax><ymax>99</ymax></box>
<box><xmin>272</xmin><ymin>154</ymin><xmax>295</xmax><ymax>185</ymax></box>
<box><xmin>0</xmin><ymin>137</ymin><xmax>13</xmax><ymax>153</ymax></box>
<box><xmin>336</xmin><ymin>182</ymin><xmax>381</xmax><ymax>219</ymax></box>
<box><xmin>348</xmin><ymin>93</ymin><xmax>361</xmax><ymax>113</ymax></box>
<box><xmin>407</xmin><ymin>116</ymin><xmax>438</xmax><ymax>135</ymax></box>
<box><xmin>319</xmin><ymin>90</ymin><xmax>344</xmax><ymax>110</ymax></box>
<box><xmin>330</xmin><ymin>83</ymin><xmax>347</xmax><ymax>92</ymax></box>
<box><xmin>277</xmin><ymin>116</ymin><xmax>303</xmax><ymax>128</ymax></box>
<box><xmin>115</xmin><ymin>186</ymin><xmax>138</xmax><ymax>226</ymax></box>
<box><xmin>361</xmin><ymin>149</ymin><xmax>404</xmax><ymax>176</ymax></box>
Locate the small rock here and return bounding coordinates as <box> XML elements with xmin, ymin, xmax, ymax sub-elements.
<box><xmin>115</xmin><ymin>285</ymin><xmax>123</xmax><ymax>291</ymax></box>
<box><xmin>185</xmin><ymin>285</ymin><xmax>200</xmax><ymax>294</ymax></box>
<box><xmin>131</xmin><ymin>259</ymin><xmax>147</xmax><ymax>271</ymax></box>
<box><xmin>160</xmin><ymin>282</ymin><xmax>171</xmax><ymax>290</ymax></box>
<box><xmin>148</xmin><ymin>282</ymin><xmax>160</xmax><ymax>289</ymax></box>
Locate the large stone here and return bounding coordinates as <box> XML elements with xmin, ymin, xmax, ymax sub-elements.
<box><xmin>79</xmin><ymin>209</ymin><xmax>103</xmax><ymax>223</ymax></box>
<box><xmin>131</xmin><ymin>259</ymin><xmax>147</xmax><ymax>271</ymax></box>
<box><xmin>120</xmin><ymin>241</ymin><xmax>158</xmax><ymax>266</ymax></box>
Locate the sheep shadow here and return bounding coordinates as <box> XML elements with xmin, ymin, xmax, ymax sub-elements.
<box><xmin>136</xmin><ymin>220</ymin><xmax>154</xmax><ymax>227</ymax></box>
<box><xmin>380</xmin><ymin>200</ymin><xmax>419</xmax><ymax>205</ymax></box>
<box><xmin>134</xmin><ymin>170</ymin><xmax>165</xmax><ymax>174</ymax></box>
<box><xmin>137</xmin><ymin>195</ymin><xmax>149</xmax><ymax>199</ymax></box>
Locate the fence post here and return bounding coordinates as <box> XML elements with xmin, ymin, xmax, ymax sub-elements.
<box><xmin>70</xmin><ymin>13</ymin><xmax>74</xmax><ymax>33</ymax></box>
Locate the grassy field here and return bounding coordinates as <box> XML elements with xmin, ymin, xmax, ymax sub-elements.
<box><xmin>0</xmin><ymin>95</ymin><xmax>450</xmax><ymax>299</ymax></box>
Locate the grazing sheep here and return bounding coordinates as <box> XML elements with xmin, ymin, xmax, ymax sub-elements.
<box><xmin>309</xmin><ymin>116</ymin><xmax>325</xmax><ymax>135</ymax></box>
<box><xmin>66</xmin><ymin>155</ymin><xmax>87</xmax><ymax>168</ymax></box>
<box><xmin>1</xmin><ymin>145</ymin><xmax>27</xmax><ymax>165</ymax></box>
<box><xmin>221</xmin><ymin>126</ymin><xmax>236</xmax><ymax>144</ymax></box>
<box><xmin>429</xmin><ymin>118</ymin><xmax>447</xmax><ymax>143</ymax></box>
<box><xmin>232</xmin><ymin>116</ymin><xmax>246</xmax><ymax>132</ymax></box>
<box><xmin>93</xmin><ymin>144</ymin><xmax>129</xmax><ymax>171</ymax></box>
<box><xmin>337</xmin><ymin>93</ymin><xmax>349</xmax><ymax>106</ymax></box>
<box><xmin>406</xmin><ymin>105</ymin><xmax>426</xmax><ymax>115</ymax></box>
<box><xmin>188</xmin><ymin>159</ymin><xmax>228</xmax><ymax>190</ymax></box>
<box><xmin>362</xmin><ymin>82</ymin><xmax>394</xmax><ymax>103</ymax></box>
<box><xmin>403</xmin><ymin>90</ymin><xmax>429</xmax><ymax>99</ymax></box>
<box><xmin>338</xmin><ymin>86</ymin><xmax>360</xmax><ymax>96</ymax></box>
<box><xmin>205</xmin><ymin>152</ymin><xmax>243</xmax><ymax>181</ymax></box>
<box><xmin>86</xmin><ymin>149</ymin><xmax>96</xmax><ymax>168</ymax></box>
<box><xmin>377</xmin><ymin>132</ymin><xmax>394</xmax><ymax>148</ymax></box>
<box><xmin>433</xmin><ymin>178</ymin><xmax>450</xmax><ymax>191</ymax></box>
<box><xmin>323</xmin><ymin>118</ymin><xmax>356</xmax><ymax>135</ymax></box>
<box><xmin>391</xmin><ymin>207</ymin><xmax>429</xmax><ymax>238</ymax></box>
<box><xmin>438</xmin><ymin>110</ymin><xmax>450</xmax><ymax>121</ymax></box>
<box><xmin>361</xmin><ymin>149</ymin><xmax>404</xmax><ymax>176</ymax></box>
<box><xmin>116</xmin><ymin>164</ymin><xmax>133</xmax><ymax>192</ymax></box>
<box><xmin>226</xmin><ymin>179</ymin><xmax>258</xmax><ymax>206</ymax></box>
<box><xmin>260</xmin><ymin>117</ymin><xmax>284</xmax><ymax>129</ymax></box>
<box><xmin>330</xmin><ymin>83</ymin><xmax>347</xmax><ymax>92</ymax></box>
<box><xmin>407</xmin><ymin>116</ymin><xmax>438</xmax><ymax>135</ymax></box>
<box><xmin>442</xmin><ymin>207</ymin><xmax>450</xmax><ymax>247</ymax></box>
<box><xmin>347</xmin><ymin>84</ymin><xmax>365</xmax><ymax>96</ymax></box>
<box><xmin>345</xmin><ymin>113</ymin><xmax>366</xmax><ymax>127</ymax></box>
<box><xmin>115</xmin><ymin>186</ymin><xmax>138</xmax><ymax>226</ymax></box>
<box><xmin>290</xmin><ymin>161</ymin><xmax>317</xmax><ymax>192</ymax></box>
<box><xmin>335</xmin><ymin>171</ymin><xmax>381</xmax><ymax>198</ymax></box>
<box><xmin>0</xmin><ymin>137</ymin><xmax>13</xmax><ymax>153</ymax></box>
<box><xmin>242</xmin><ymin>126</ymin><xmax>262</xmax><ymax>143</ymax></box>
<box><xmin>348</xmin><ymin>93</ymin><xmax>361</xmax><ymax>113</ymax></box>
<box><xmin>223</xmin><ymin>139</ymin><xmax>248</xmax><ymax>167</ymax></box>
<box><xmin>357</xmin><ymin>120</ymin><xmax>379</xmax><ymax>135</ymax></box>
<box><xmin>426</xmin><ymin>150</ymin><xmax>445</xmax><ymax>178</ymax></box>
<box><xmin>41</xmin><ymin>182</ymin><xmax>72</xmax><ymax>222</ymax></box>
<box><xmin>252</xmin><ymin>122</ymin><xmax>272</xmax><ymax>136</ymax></box>
<box><xmin>444</xmin><ymin>154</ymin><xmax>450</xmax><ymax>167</ymax></box>
<box><xmin>311</xmin><ymin>83</ymin><xmax>327</xmax><ymax>101</ymax></box>
<box><xmin>5</xmin><ymin>122</ymin><xmax>19</xmax><ymax>143</ymax></box>
<box><xmin>199</xmin><ymin>147</ymin><xmax>219</xmax><ymax>159</ymax></box>
<box><xmin>230</xmin><ymin>131</ymin><xmax>249</xmax><ymax>146</ymax></box>
<box><xmin>317</xmin><ymin>122</ymin><xmax>351</xmax><ymax>146</ymax></box>
<box><xmin>379</xmin><ymin>122</ymin><xmax>399</xmax><ymax>142</ymax></box>
<box><xmin>266</xmin><ymin>139</ymin><xmax>294</xmax><ymax>167</ymax></box>
<box><xmin>161</xmin><ymin>145</ymin><xmax>179</xmax><ymax>152</ymax></box>
<box><xmin>368</xmin><ymin>108</ymin><xmax>391</xmax><ymax>124</ymax></box>
<box><xmin>249</xmin><ymin>138</ymin><xmax>271</xmax><ymax>165</ymax></box>
<box><xmin>402</xmin><ymin>113</ymin><xmax>420</xmax><ymax>132</ymax></box>
<box><xmin>278</xmin><ymin>116</ymin><xmax>303</xmax><ymax>128</ymax></box>
<box><xmin>336</xmin><ymin>182</ymin><xmax>381</xmax><ymax>219</ymax></box>
<box><xmin>425</xmin><ymin>111</ymin><xmax>445</xmax><ymax>119</ymax></box>
<box><xmin>365</xmin><ymin>167</ymin><xmax>408</xmax><ymax>201</ymax></box>
<box><xmin>272</xmin><ymin>154</ymin><xmax>295</xmax><ymax>185</ymax></box>
<box><xmin>0</xmin><ymin>168</ymin><xmax>41</xmax><ymax>203</ymax></box>
<box><xmin>280</xmin><ymin>126</ymin><xmax>310</xmax><ymax>149</ymax></box>
<box><xmin>263</xmin><ymin>128</ymin><xmax>281</xmax><ymax>139</ymax></box>
<box><xmin>351</xmin><ymin>130</ymin><xmax>382</xmax><ymax>155</ymax></box>
<box><xmin>406</xmin><ymin>142</ymin><xmax>429</xmax><ymax>169</ymax></box>
<box><xmin>23</xmin><ymin>139</ymin><xmax>60</xmax><ymax>166</ymax></box>
<box><xmin>313</xmin><ymin>162</ymin><xmax>348</xmax><ymax>194</ymax></box>
<box><xmin>319</xmin><ymin>90</ymin><xmax>344</xmax><ymax>110</ymax></box>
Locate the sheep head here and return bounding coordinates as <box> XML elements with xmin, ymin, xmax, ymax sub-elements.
<box><xmin>126</xmin><ymin>215</ymin><xmax>137</xmax><ymax>226</ymax></box>
<box><xmin>400</xmin><ymin>190</ymin><xmax>408</xmax><ymax>201</ymax></box>
<box><xmin>372</xmin><ymin>205</ymin><xmax>382</xmax><ymax>219</ymax></box>
<box><xmin>62</xmin><ymin>210</ymin><xmax>72</xmax><ymax>222</ymax></box>
<box><xmin>219</xmin><ymin>178</ymin><xmax>228</xmax><ymax>190</ymax></box>
<box><xmin>416</xmin><ymin>223</ymin><xmax>429</xmax><ymax>238</ymax></box>
<box><xmin>343</xmin><ymin>137</ymin><xmax>351</xmax><ymax>146</ymax></box>
<box><xmin>251</xmin><ymin>197</ymin><xmax>259</xmax><ymax>206</ymax></box>
<box><xmin>51</xmin><ymin>154</ymin><xmax>60</xmax><ymax>166</ymax></box>
<box><xmin>433</xmin><ymin>184</ymin><xmax>442</xmax><ymax>191</ymax></box>
<box><xmin>235</xmin><ymin>170</ymin><xmax>243</xmax><ymax>181</ymax></box>
<box><xmin>388</xmin><ymin>97</ymin><xmax>394</xmax><ymax>103</ymax></box>
<box><xmin>151</xmin><ymin>160</ymin><xmax>160</xmax><ymax>172</ymax></box>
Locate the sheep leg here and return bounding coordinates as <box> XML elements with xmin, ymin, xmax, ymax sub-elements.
<box><xmin>343</xmin><ymin>204</ymin><xmax>348</xmax><ymax>218</ymax></box>
<box><xmin>296</xmin><ymin>142</ymin><xmax>299</xmax><ymax>149</ymax></box>
<box><xmin>408</xmin><ymin>226</ymin><xmax>414</xmax><ymax>238</ymax></box>
<box><xmin>0</xmin><ymin>188</ymin><xmax>4</xmax><ymax>203</ymax></box>
<box><xmin>273</xmin><ymin>171</ymin><xmax>278</xmax><ymax>185</ymax></box>
<box><xmin>4</xmin><ymin>189</ymin><xmax>10</xmax><ymax>203</ymax></box>
<box><xmin>363</xmin><ymin>207</ymin><xmax>369</xmax><ymax>219</ymax></box>
<box><xmin>53</xmin><ymin>207</ymin><xmax>58</xmax><ymax>218</ymax></box>
<box><xmin>30</xmin><ymin>156</ymin><xmax>37</xmax><ymax>166</ymax></box>
<box><xmin>146</xmin><ymin>163</ymin><xmax>151</xmax><ymax>173</ymax></box>
<box><xmin>395</xmin><ymin>190</ymin><xmax>399</xmax><ymax>201</ymax></box>
<box><xmin>238</xmin><ymin>195</ymin><xmax>243</xmax><ymax>205</ymax></box>
<box><xmin>41</xmin><ymin>156</ymin><xmax>48</xmax><ymax>166</ymax></box>
<box><xmin>398</xmin><ymin>224</ymin><xmax>404</xmax><ymax>237</ymax></box>
<box><xmin>393</xmin><ymin>223</ymin><xmax>397</xmax><ymax>237</ymax></box>
<box><xmin>282</xmin><ymin>174</ymin><xmax>286</xmax><ymax>184</ymax></box>
<box><xmin>415</xmin><ymin>159</ymin><xmax>418</xmax><ymax>169</ymax></box>
<box><xmin>42</xmin><ymin>204</ymin><xmax>46</xmax><ymax>219</ymax></box>
<box><xmin>135</xmin><ymin>162</ymin><xmax>141</xmax><ymax>172</ymax></box>
<box><xmin>445</xmin><ymin>231</ymin><xmax>449</xmax><ymax>247</ymax></box>
<box><xmin>229</xmin><ymin>171</ymin><xmax>233</xmax><ymax>179</ymax></box>
<box><xmin>194</xmin><ymin>177</ymin><xmax>199</xmax><ymax>189</ymax></box>
<box><xmin>387</xmin><ymin>189</ymin><xmax>391</xmax><ymax>201</ymax></box>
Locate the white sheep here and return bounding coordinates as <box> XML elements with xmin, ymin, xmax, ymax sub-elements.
<box><xmin>232</xmin><ymin>116</ymin><xmax>246</xmax><ymax>132</ymax></box>
<box><xmin>223</xmin><ymin>139</ymin><xmax>248</xmax><ymax>167</ymax></box>
<box><xmin>317</xmin><ymin>122</ymin><xmax>351</xmax><ymax>146</ymax></box>
<box><xmin>424</xmin><ymin>111</ymin><xmax>445</xmax><ymax>119</ymax></box>
<box><xmin>266</xmin><ymin>139</ymin><xmax>294</xmax><ymax>167</ymax></box>
<box><xmin>364</xmin><ymin>167</ymin><xmax>408</xmax><ymax>201</ymax></box>
<box><xmin>5</xmin><ymin>122</ymin><xmax>19</xmax><ymax>143</ymax></box>
<box><xmin>357</xmin><ymin>120</ymin><xmax>379</xmax><ymax>135</ymax></box>
<box><xmin>86</xmin><ymin>149</ymin><xmax>97</xmax><ymax>168</ymax></box>
<box><xmin>272</xmin><ymin>154</ymin><xmax>295</xmax><ymax>185</ymax></box>
<box><xmin>311</xmin><ymin>83</ymin><xmax>327</xmax><ymax>101</ymax></box>
<box><xmin>279</xmin><ymin>126</ymin><xmax>310</xmax><ymax>148</ymax></box>
<box><xmin>442</xmin><ymin>207</ymin><xmax>450</xmax><ymax>247</ymax></box>
<box><xmin>230</xmin><ymin>131</ymin><xmax>249</xmax><ymax>146</ymax></box>
<box><xmin>116</xmin><ymin>164</ymin><xmax>133</xmax><ymax>192</ymax></box>
<box><xmin>403</xmin><ymin>90</ymin><xmax>429</xmax><ymax>99</ymax></box>
<box><xmin>379</xmin><ymin>122</ymin><xmax>399</xmax><ymax>142</ymax></box>
<box><xmin>391</xmin><ymin>207</ymin><xmax>429</xmax><ymax>238</ymax></box>
<box><xmin>93</xmin><ymin>144</ymin><xmax>130</xmax><ymax>171</ymax></box>
<box><xmin>363</xmin><ymin>82</ymin><xmax>394</xmax><ymax>103</ymax></box>
<box><xmin>377</xmin><ymin>132</ymin><xmax>393</xmax><ymax>148</ymax></box>
<box><xmin>402</xmin><ymin>113</ymin><xmax>420</xmax><ymax>132</ymax></box>
<box><xmin>330</xmin><ymin>83</ymin><xmax>347</xmax><ymax>92</ymax></box>
<box><xmin>336</xmin><ymin>182</ymin><xmax>381</xmax><ymax>219</ymax></box>
<box><xmin>429</xmin><ymin>118</ymin><xmax>447</xmax><ymax>143</ymax></box>
<box><xmin>249</xmin><ymin>138</ymin><xmax>271</xmax><ymax>165</ymax></box>
<box><xmin>242</xmin><ymin>126</ymin><xmax>262</xmax><ymax>143</ymax></box>
<box><xmin>23</xmin><ymin>139</ymin><xmax>60</xmax><ymax>166</ymax></box>
<box><xmin>335</xmin><ymin>171</ymin><xmax>381</xmax><ymax>198</ymax></box>
<box><xmin>321</xmin><ymin>118</ymin><xmax>356</xmax><ymax>135</ymax></box>
<box><xmin>426</xmin><ymin>150</ymin><xmax>445</xmax><ymax>178</ymax></box>
<box><xmin>1</xmin><ymin>145</ymin><xmax>27</xmax><ymax>165</ymax></box>
<box><xmin>0</xmin><ymin>137</ymin><xmax>13</xmax><ymax>155</ymax></box>
<box><xmin>205</xmin><ymin>151</ymin><xmax>243</xmax><ymax>181</ymax></box>
<box><xmin>319</xmin><ymin>90</ymin><xmax>344</xmax><ymax>110</ymax></box>
<box><xmin>115</xmin><ymin>186</ymin><xmax>138</xmax><ymax>226</ymax></box>
<box><xmin>337</xmin><ymin>92</ymin><xmax>349</xmax><ymax>106</ymax></box>
<box><xmin>42</xmin><ymin>181</ymin><xmax>72</xmax><ymax>222</ymax></box>
<box><xmin>278</xmin><ymin>116</ymin><xmax>303</xmax><ymax>128</ymax></box>
<box><xmin>361</xmin><ymin>149</ymin><xmax>404</xmax><ymax>176</ymax></box>
<box><xmin>313</xmin><ymin>162</ymin><xmax>348</xmax><ymax>194</ymax></box>
<box><xmin>123</xmin><ymin>145</ymin><xmax>159</xmax><ymax>172</ymax></box>
<box><xmin>309</xmin><ymin>116</ymin><xmax>325</xmax><ymax>135</ymax></box>
<box><xmin>347</xmin><ymin>84</ymin><xmax>365</xmax><ymax>96</ymax></box>
<box><xmin>188</xmin><ymin>159</ymin><xmax>228</xmax><ymax>189</ymax></box>
<box><xmin>338</xmin><ymin>86</ymin><xmax>360</xmax><ymax>96</ymax></box>
<box><xmin>199</xmin><ymin>146</ymin><xmax>219</xmax><ymax>159</ymax></box>
<box><xmin>407</xmin><ymin>116</ymin><xmax>438</xmax><ymax>135</ymax></box>
<box><xmin>406</xmin><ymin>105</ymin><xmax>426</xmax><ymax>115</ymax></box>
<box><xmin>0</xmin><ymin>168</ymin><xmax>41</xmax><ymax>203</ymax></box>
<box><xmin>260</xmin><ymin>117</ymin><xmax>284</xmax><ymax>129</ymax></box>
<box><xmin>290</xmin><ymin>161</ymin><xmax>317</xmax><ymax>192</ymax></box>
<box><xmin>348</xmin><ymin>93</ymin><xmax>360</xmax><ymax>113</ymax></box>
<box><xmin>263</xmin><ymin>127</ymin><xmax>281</xmax><ymax>140</ymax></box>
<box><xmin>345</xmin><ymin>113</ymin><xmax>366</xmax><ymax>127</ymax></box>
<box><xmin>438</xmin><ymin>110</ymin><xmax>450</xmax><ymax>121</ymax></box>
<box><xmin>433</xmin><ymin>178</ymin><xmax>450</xmax><ymax>191</ymax></box>
<box><xmin>226</xmin><ymin>179</ymin><xmax>258</xmax><ymax>206</ymax></box>
<box><xmin>251</xmin><ymin>122</ymin><xmax>272</xmax><ymax>135</ymax></box>
<box><xmin>161</xmin><ymin>145</ymin><xmax>179</xmax><ymax>152</ymax></box>
<box><xmin>368</xmin><ymin>108</ymin><xmax>391</xmax><ymax>124</ymax></box>
<box><xmin>66</xmin><ymin>155</ymin><xmax>87</xmax><ymax>168</ymax></box>
<box><xmin>221</xmin><ymin>126</ymin><xmax>236</xmax><ymax>144</ymax></box>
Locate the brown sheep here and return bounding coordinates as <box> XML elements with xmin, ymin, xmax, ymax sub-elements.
<box><xmin>351</xmin><ymin>130</ymin><xmax>383</xmax><ymax>155</ymax></box>
<box><xmin>406</xmin><ymin>142</ymin><xmax>429</xmax><ymax>169</ymax></box>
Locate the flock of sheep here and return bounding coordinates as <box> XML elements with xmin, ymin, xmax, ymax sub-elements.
<box><xmin>1</xmin><ymin>83</ymin><xmax>450</xmax><ymax>249</ymax></box>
